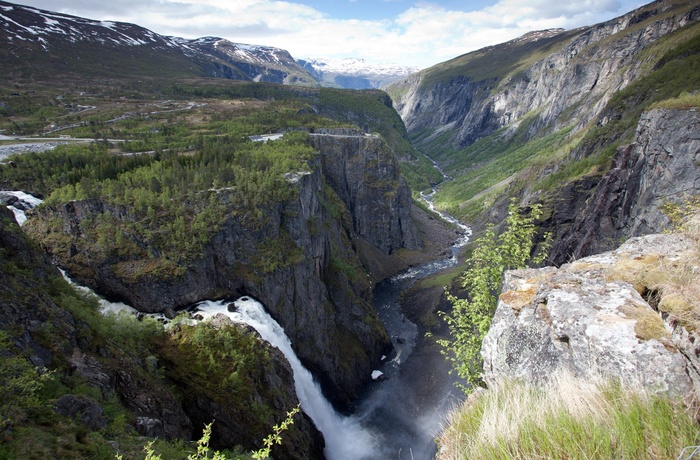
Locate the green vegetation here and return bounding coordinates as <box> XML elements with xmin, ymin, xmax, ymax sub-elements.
<box><xmin>438</xmin><ymin>201</ymin><xmax>549</xmax><ymax>390</ymax></box>
<box><xmin>432</xmin><ymin>121</ymin><xmax>575</xmax><ymax>222</ymax></box>
<box><xmin>0</xmin><ymin>101</ymin><xmax>332</xmax><ymax>277</ymax></box>
<box><xmin>251</xmin><ymin>406</ymin><xmax>301</xmax><ymax>460</ymax></box>
<box><xmin>315</xmin><ymin>87</ymin><xmax>443</xmax><ymax>191</ymax></box>
<box><xmin>408</xmin><ymin>18</ymin><xmax>700</xmax><ymax>227</ymax></box>
<box><xmin>157</xmin><ymin>321</ymin><xmax>270</xmax><ymax>407</ymax></box>
<box><xmin>439</xmin><ymin>374</ymin><xmax>700</xmax><ymax>460</ymax></box>
<box><xmin>0</xmin><ymin>331</ymin><xmax>55</xmax><ymax>433</ymax></box>
<box><xmin>606</xmin><ymin>205</ymin><xmax>700</xmax><ymax>333</ymax></box>
<box><xmin>649</xmin><ymin>91</ymin><xmax>700</xmax><ymax>110</ymax></box>
<box><xmin>0</xmin><ymin>208</ymin><xmax>304</xmax><ymax>459</ymax></box>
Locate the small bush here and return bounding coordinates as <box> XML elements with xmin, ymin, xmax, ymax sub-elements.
<box><xmin>438</xmin><ymin>200</ymin><xmax>550</xmax><ymax>390</ymax></box>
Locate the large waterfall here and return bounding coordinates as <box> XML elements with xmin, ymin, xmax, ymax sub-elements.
<box><xmin>193</xmin><ymin>298</ymin><xmax>379</xmax><ymax>460</ymax></box>
<box><xmin>5</xmin><ymin>188</ymin><xmax>468</xmax><ymax>459</ymax></box>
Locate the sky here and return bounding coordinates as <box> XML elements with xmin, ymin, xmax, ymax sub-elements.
<box><xmin>16</xmin><ymin>0</ymin><xmax>647</xmax><ymax>69</ymax></box>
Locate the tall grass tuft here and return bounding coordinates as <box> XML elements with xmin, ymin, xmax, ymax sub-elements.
<box><xmin>438</xmin><ymin>373</ymin><xmax>700</xmax><ymax>460</ymax></box>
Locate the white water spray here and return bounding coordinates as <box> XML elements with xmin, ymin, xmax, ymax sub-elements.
<box><xmin>3</xmin><ymin>190</ymin><xmax>43</xmax><ymax>225</ymax></box>
<box><xmin>194</xmin><ymin>298</ymin><xmax>379</xmax><ymax>460</ymax></box>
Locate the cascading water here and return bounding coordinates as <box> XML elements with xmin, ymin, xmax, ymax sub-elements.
<box><xmin>2</xmin><ymin>190</ymin><xmax>43</xmax><ymax>225</ymax></box>
<box><xmin>5</xmin><ymin>187</ymin><xmax>471</xmax><ymax>459</ymax></box>
<box><xmin>193</xmin><ymin>298</ymin><xmax>380</xmax><ymax>460</ymax></box>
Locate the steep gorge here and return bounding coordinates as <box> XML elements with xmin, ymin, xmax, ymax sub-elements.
<box><xmin>25</xmin><ymin>131</ymin><xmax>419</xmax><ymax>412</ymax></box>
<box><xmin>388</xmin><ymin>0</ymin><xmax>700</xmax><ymax>263</ymax></box>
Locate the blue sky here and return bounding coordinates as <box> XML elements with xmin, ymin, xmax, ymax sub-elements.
<box><xmin>298</xmin><ymin>0</ymin><xmax>494</xmax><ymax>20</ymax></box>
<box><xmin>19</xmin><ymin>0</ymin><xmax>647</xmax><ymax>68</ymax></box>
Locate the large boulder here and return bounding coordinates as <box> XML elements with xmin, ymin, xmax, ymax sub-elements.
<box><xmin>482</xmin><ymin>233</ymin><xmax>697</xmax><ymax>400</ymax></box>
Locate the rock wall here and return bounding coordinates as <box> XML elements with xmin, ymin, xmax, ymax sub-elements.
<box><xmin>0</xmin><ymin>206</ymin><xmax>324</xmax><ymax>458</ymax></box>
<box><xmin>311</xmin><ymin>131</ymin><xmax>422</xmax><ymax>254</ymax></box>
<box><xmin>482</xmin><ymin>233</ymin><xmax>698</xmax><ymax>401</ymax></box>
<box><xmin>392</xmin><ymin>1</ymin><xmax>699</xmax><ymax>152</ymax></box>
<box><xmin>547</xmin><ymin>108</ymin><xmax>700</xmax><ymax>264</ymax></box>
<box><xmin>26</xmin><ymin>133</ymin><xmax>420</xmax><ymax>410</ymax></box>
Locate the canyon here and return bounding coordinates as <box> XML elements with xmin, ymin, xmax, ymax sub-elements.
<box><xmin>1</xmin><ymin>0</ymin><xmax>700</xmax><ymax>458</ymax></box>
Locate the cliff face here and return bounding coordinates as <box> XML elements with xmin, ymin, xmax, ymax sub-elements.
<box><xmin>0</xmin><ymin>206</ymin><xmax>324</xmax><ymax>458</ymax></box>
<box><xmin>26</xmin><ymin>133</ymin><xmax>418</xmax><ymax>410</ymax></box>
<box><xmin>392</xmin><ymin>1</ymin><xmax>699</xmax><ymax>152</ymax></box>
<box><xmin>310</xmin><ymin>132</ymin><xmax>422</xmax><ymax>254</ymax></box>
<box><xmin>547</xmin><ymin>108</ymin><xmax>700</xmax><ymax>264</ymax></box>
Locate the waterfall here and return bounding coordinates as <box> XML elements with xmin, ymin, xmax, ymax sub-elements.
<box><xmin>3</xmin><ymin>190</ymin><xmax>43</xmax><ymax>225</ymax></box>
<box><xmin>193</xmin><ymin>298</ymin><xmax>379</xmax><ymax>460</ymax></box>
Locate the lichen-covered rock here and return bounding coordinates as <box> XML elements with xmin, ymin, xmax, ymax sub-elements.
<box><xmin>482</xmin><ymin>233</ymin><xmax>696</xmax><ymax>400</ymax></box>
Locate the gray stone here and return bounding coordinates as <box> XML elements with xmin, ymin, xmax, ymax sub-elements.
<box><xmin>482</xmin><ymin>233</ymin><xmax>696</xmax><ymax>400</ymax></box>
<box><xmin>54</xmin><ymin>394</ymin><xmax>107</xmax><ymax>431</ymax></box>
<box><xmin>27</xmin><ymin>134</ymin><xmax>419</xmax><ymax>410</ymax></box>
<box><xmin>548</xmin><ymin>109</ymin><xmax>700</xmax><ymax>263</ymax></box>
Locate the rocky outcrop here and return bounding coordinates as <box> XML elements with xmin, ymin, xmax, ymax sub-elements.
<box><xmin>311</xmin><ymin>131</ymin><xmax>422</xmax><ymax>254</ymax></box>
<box><xmin>26</xmin><ymin>133</ymin><xmax>420</xmax><ymax>411</ymax></box>
<box><xmin>53</xmin><ymin>395</ymin><xmax>107</xmax><ymax>431</ymax></box>
<box><xmin>482</xmin><ymin>233</ymin><xmax>697</xmax><ymax>400</ymax></box>
<box><xmin>548</xmin><ymin>108</ymin><xmax>700</xmax><ymax>264</ymax></box>
<box><xmin>0</xmin><ymin>207</ymin><xmax>324</xmax><ymax>456</ymax></box>
<box><xmin>163</xmin><ymin>315</ymin><xmax>325</xmax><ymax>458</ymax></box>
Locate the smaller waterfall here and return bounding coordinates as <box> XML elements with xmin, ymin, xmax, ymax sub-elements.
<box><xmin>194</xmin><ymin>298</ymin><xmax>379</xmax><ymax>460</ymax></box>
<box><xmin>2</xmin><ymin>190</ymin><xmax>43</xmax><ymax>225</ymax></box>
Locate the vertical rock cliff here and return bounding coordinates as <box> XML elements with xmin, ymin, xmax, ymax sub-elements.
<box><xmin>391</xmin><ymin>1</ymin><xmax>699</xmax><ymax>153</ymax></box>
<box><xmin>310</xmin><ymin>131</ymin><xmax>422</xmax><ymax>254</ymax></box>
<box><xmin>548</xmin><ymin>108</ymin><xmax>700</xmax><ymax>264</ymax></box>
<box><xmin>26</xmin><ymin>132</ymin><xmax>419</xmax><ymax>411</ymax></box>
<box><xmin>0</xmin><ymin>205</ymin><xmax>325</xmax><ymax>458</ymax></box>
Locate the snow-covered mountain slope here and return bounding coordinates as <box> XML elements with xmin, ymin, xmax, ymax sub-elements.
<box><xmin>0</xmin><ymin>0</ymin><xmax>317</xmax><ymax>85</ymax></box>
<box><xmin>298</xmin><ymin>57</ymin><xmax>420</xmax><ymax>89</ymax></box>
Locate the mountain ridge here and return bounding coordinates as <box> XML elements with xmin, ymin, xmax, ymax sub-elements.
<box><xmin>298</xmin><ymin>57</ymin><xmax>419</xmax><ymax>89</ymax></box>
<box><xmin>0</xmin><ymin>0</ymin><xmax>418</xmax><ymax>89</ymax></box>
<box><xmin>387</xmin><ymin>0</ymin><xmax>700</xmax><ymax>253</ymax></box>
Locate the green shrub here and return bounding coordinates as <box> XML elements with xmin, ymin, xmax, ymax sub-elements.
<box><xmin>437</xmin><ymin>200</ymin><xmax>549</xmax><ymax>390</ymax></box>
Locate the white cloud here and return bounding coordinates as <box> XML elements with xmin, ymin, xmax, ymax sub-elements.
<box><xmin>18</xmin><ymin>0</ymin><xmax>645</xmax><ymax>68</ymax></box>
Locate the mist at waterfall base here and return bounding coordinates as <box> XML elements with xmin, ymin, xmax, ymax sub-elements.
<box><xmin>7</xmin><ymin>189</ymin><xmax>470</xmax><ymax>459</ymax></box>
<box><xmin>193</xmin><ymin>298</ymin><xmax>379</xmax><ymax>460</ymax></box>
<box><xmin>355</xmin><ymin>258</ymin><xmax>466</xmax><ymax>459</ymax></box>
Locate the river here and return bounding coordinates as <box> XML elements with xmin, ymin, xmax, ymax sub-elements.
<box><xmin>4</xmin><ymin>187</ymin><xmax>470</xmax><ymax>459</ymax></box>
<box><xmin>352</xmin><ymin>192</ymin><xmax>470</xmax><ymax>459</ymax></box>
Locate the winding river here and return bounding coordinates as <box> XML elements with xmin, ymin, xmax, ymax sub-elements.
<box><xmin>353</xmin><ymin>191</ymin><xmax>470</xmax><ymax>459</ymax></box>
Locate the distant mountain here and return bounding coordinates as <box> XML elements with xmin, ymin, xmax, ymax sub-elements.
<box><xmin>298</xmin><ymin>58</ymin><xmax>419</xmax><ymax>89</ymax></box>
<box><xmin>387</xmin><ymin>0</ymin><xmax>700</xmax><ymax>263</ymax></box>
<box><xmin>0</xmin><ymin>0</ymin><xmax>317</xmax><ymax>85</ymax></box>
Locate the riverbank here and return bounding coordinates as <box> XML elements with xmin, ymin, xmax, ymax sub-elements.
<box><xmin>359</xmin><ymin>203</ymin><xmax>464</xmax><ymax>282</ymax></box>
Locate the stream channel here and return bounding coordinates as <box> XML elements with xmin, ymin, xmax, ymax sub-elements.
<box><xmin>5</xmin><ymin>178</ymin><xmax>471</xmax><ymax>460</ymax></box>
<box><xmin>353</xmin><ymin>190</ymin><xmax>471</xmax><ymax>459</ymax></box>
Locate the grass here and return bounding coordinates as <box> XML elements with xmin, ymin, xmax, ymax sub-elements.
<box><xmin>649</xmin><ymin>91</ymin><xmax>700</xmax><ymax>110</ymax></box>
<box><xmin>438</xmin><ymin>373</ymin><xmax>700</xmax><ymax>460</ymax></box>
<box><xmin>432</xmin><ymin>124</ymin><xmax>575</xmax><ymax>222</ymax></box>
<box><xmin>403</xmin><ymin>10</ymin><xmax>700</xmax><ymax>226</ymax></box>
<box><xmin>605</xmin><ymin>207</ymin><xmax>700</xmax><ymax>333</ymax></box>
